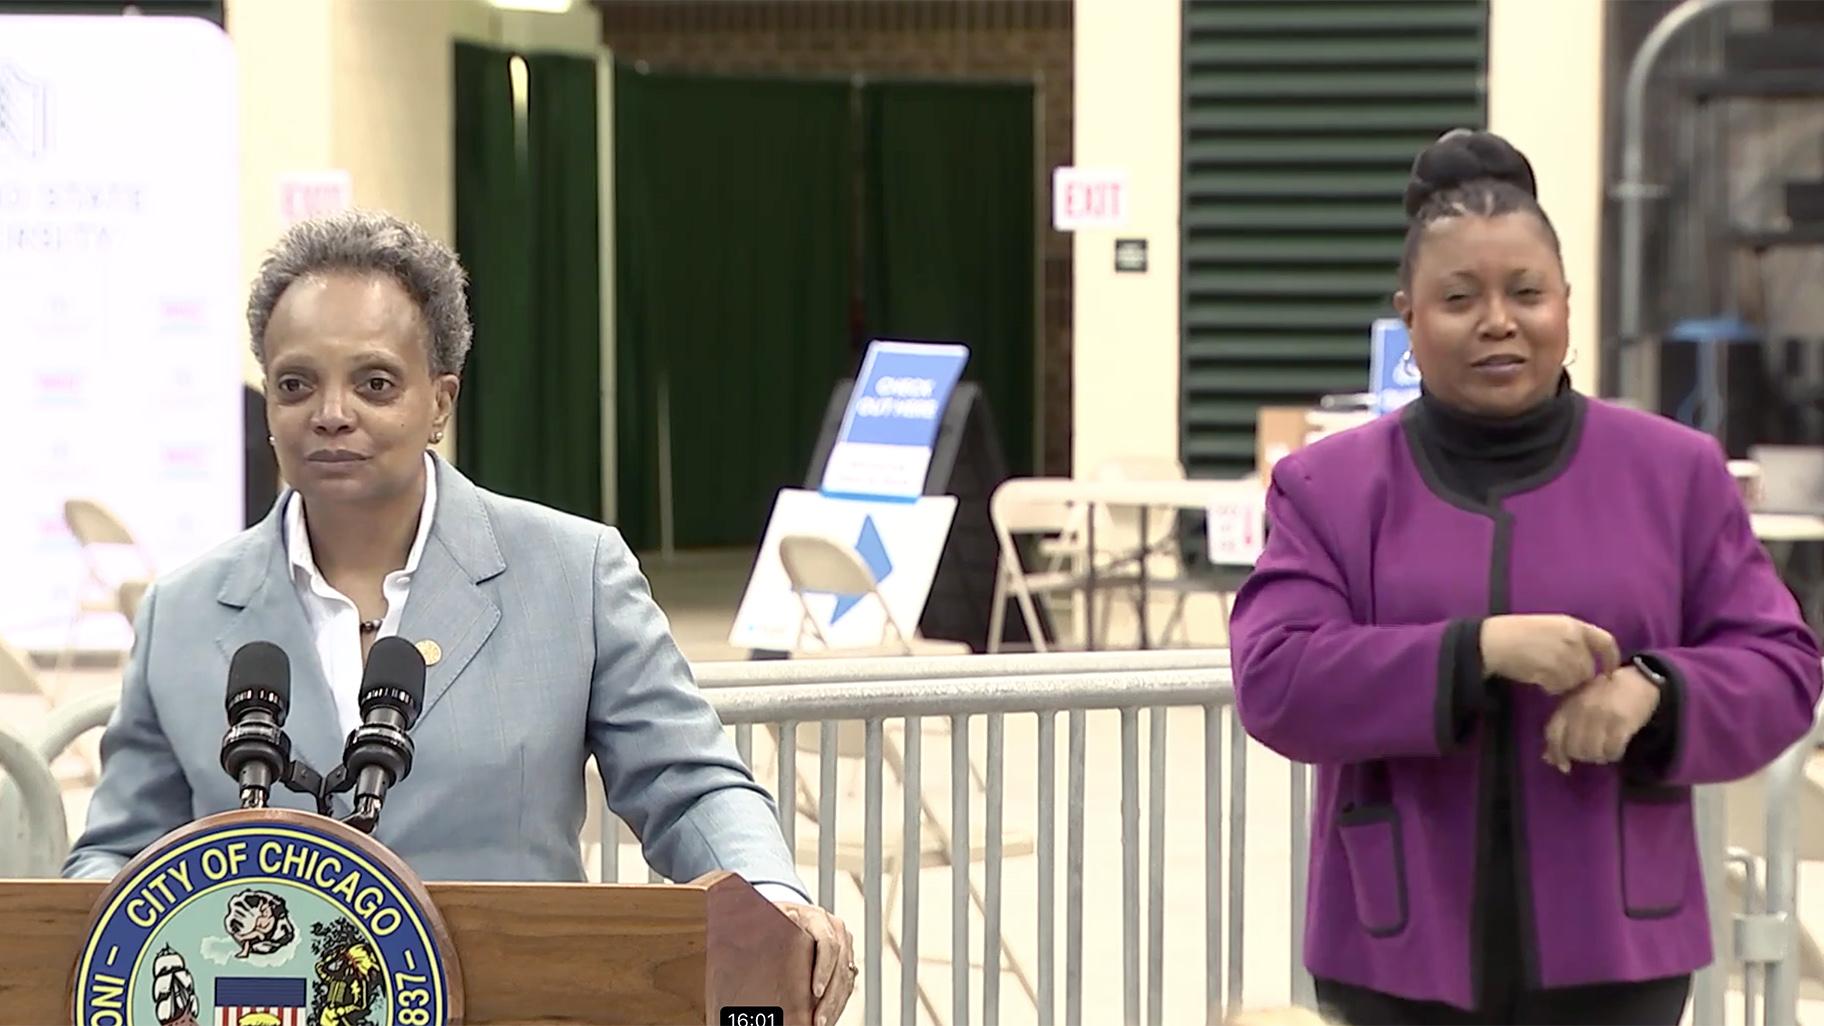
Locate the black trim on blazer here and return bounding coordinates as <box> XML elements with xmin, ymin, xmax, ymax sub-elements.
<box><xmin>1490</xmin><ymin>506</ymin><xmax>1545</xmax><ymax>992</ymax></box>
<box><xmin>1618</xmin><ymin>782</ymin><xmax>1690</xmax><ymax>920</ymax></box>
<box><xmin>1466</xmin><ymin>690</ymin><xmax>1500</xmax><ymax>1005</ymax></box>
<box><xmin>1398</xmin><ymin>393</ymin><xmax>1589</xmax><ymax>996</ymax></box>
<box><xmin>1337</xmin><ymin>803</ymin><xmax>1411</xmax><ymax>938</ymax></box>
<box><xmin>1495</xmin><ymin>525</ymin><xmax>1539</xmax><ymax>993</ymax></box>
<box><xmin>1618</xmin><ymin>783</ymin><xmax>1686</xmax><ymax>802</ymax></box>
<box><xmin>1622</xmin><ymin>652</ymin><xmax>1688</xmax><ymax>784</ymax></box>
<box><xmin>1440</xmin><ymin>618</ymin><xmax>1492</xmax><ymax>748</ymax></box>
<box><xmin>1434</xmin><ymin>620</ymin><xmax>1464</xmax><ymax>752</ymax></box>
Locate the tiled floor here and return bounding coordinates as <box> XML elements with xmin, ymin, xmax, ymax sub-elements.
<box><xmin>10</xmin><ymin>550</ymin><xmax>1824</xmax><ymax>1025</ymax></box>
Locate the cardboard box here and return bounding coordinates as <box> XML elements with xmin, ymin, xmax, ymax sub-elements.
<box><xmin>1257</xmin><ymin>405</ymin><xmax>1377</xmax><ymax>481</ymax></box>
<box><xmin>1256</xmin><ymin>406</ymin><xmax>1310</xmax><ymax>481</ymax></box>
<box><xmin>1305</xmin><ymin>409</ymin><xmax>1376</xmax><ymax>444</ymax></box>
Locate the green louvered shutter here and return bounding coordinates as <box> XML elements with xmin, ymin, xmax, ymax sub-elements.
<box><xmin>1180</xmin><ymin>0</ymin><xmax>1488</xmax><ymax>477</ymax></box>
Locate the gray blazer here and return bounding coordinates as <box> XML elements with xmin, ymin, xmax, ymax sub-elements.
<box><xmin>64</xmin><ymin>456</ymin><xmax>806</xmax><ymax>897</ymax></box>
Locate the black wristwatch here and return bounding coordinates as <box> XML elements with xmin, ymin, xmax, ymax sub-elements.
<box><xmin>1631</xmin><ymin>654</ymin><xmax>1670</xmax><ymax>689</ymax></box>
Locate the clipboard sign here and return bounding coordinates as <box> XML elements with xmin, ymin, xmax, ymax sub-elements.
<box><xmin>820</xmin><ymin>340</ymin><xmax>969</xmax><ymax>503</ymax></box>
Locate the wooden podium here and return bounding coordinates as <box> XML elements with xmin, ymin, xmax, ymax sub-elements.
<box><xmin>0</xmin><ymin>810</ymin><xmax>814</xmax><ymax>1025</ymax></box>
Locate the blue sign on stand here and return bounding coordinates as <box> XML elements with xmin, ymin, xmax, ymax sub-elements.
<box><xmin>821</xmin><ymin>340</ymin><xmax>970</xmax><ymax>502</ymax></box>
<box><xmin>1370</xmin><ymin>318</ymin><xmax>1422</xmax><ymax>414</ymax></box>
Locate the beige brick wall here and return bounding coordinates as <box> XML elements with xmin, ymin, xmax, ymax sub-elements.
<box><xmin>597</xmin><ymin>0</ymin><xmax>1074</xmax><ymax>475</ymax></box>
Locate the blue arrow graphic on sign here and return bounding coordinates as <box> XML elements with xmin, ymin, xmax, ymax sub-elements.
<box><xmin>831</xmin><ymin>515</ymin><xmax>894</xmax><ymax>623</ymax></box>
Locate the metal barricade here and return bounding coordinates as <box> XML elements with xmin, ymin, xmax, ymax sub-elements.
<box><xmin>583</xmin><ymin>653</ymin><xmax>1242</xmax><ymax>1023</ymax></box>
<box><xmin>0</xmin><ymin>689</ymin><xmax>114</xmax><ymax>877</ymax></box>
<box><xmin>695</xmin><ymin>661</ymin><xmax>1241</xmax><ymax>1026</ymax></box>
<box><xmin>9</xmin><ymin>654</ymin><xmax>1824</xmax><ymax>1026</ymax></box>
<box><xmin>661</xmin><ymin>655</ymin><xmax>1824</xmax><ymax>1026</ymax></box>
<box><xmin>1701</xmin><ymin>700</ymin><xmax>1824</xmax><ymax>1026</ymax></box>
<box><xmin>0</xmin><ymin>722</ymin><xmax>64</xmax><ymax>878</ymax></box>
<box><xmin>693</xmin><ymin>650</ymin><xmax>1232</xmax><ymax>688</ymax></box>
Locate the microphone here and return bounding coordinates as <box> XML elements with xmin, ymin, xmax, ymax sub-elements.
<box><xmin>338</xmin><ymin>636</ymin><xmax>425</xmax><ymax>833</ymax></box>
<box><xmin>220</xmin><ymin>642</ymin><xmax>292</xmax><ymax>810</ymax></box>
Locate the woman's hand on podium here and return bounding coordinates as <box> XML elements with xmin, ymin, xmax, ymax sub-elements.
<box><xmin>776</xmin><ymin>902</ymin><xmax>856</xmax><ymax>1026</ymax></box>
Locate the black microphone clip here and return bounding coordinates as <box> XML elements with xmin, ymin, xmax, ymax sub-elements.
<box><xmin>281</xmin><ymin>759</ymin><xmax>334</xmax><ymax>816</ymax></box>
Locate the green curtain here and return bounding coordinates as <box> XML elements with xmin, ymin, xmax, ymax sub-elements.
<box><xmin>862</xmin><ymin>81</ymin><xmax>1037</xmax><ymax>476</ymax></box>
<box><xmin>453</xmin><ymin>44</ymin><xmax>533</xmax><ymax>505</ymax></box>
<box><xmin>613</xmin><ymin>66</ymin><xmax>854</xmax><ymax>551</ymax></box>
<box><xmin>453</xmin><ymin>45</ymin><xmax>601</xmax><ymax>521</ymax></box>
<box><xmin>525</xmin><ymin>53</ymin><xmax>602</xmax><ymax>521</ymax></box>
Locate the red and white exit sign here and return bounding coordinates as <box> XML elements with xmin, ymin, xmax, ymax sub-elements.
<box><xmin>1052</xmin><ymin>167</ymin><xmax>1129</xmax><ymax>231</ymax></box>
<box><xmin>277</xmin><ymin>170</ymin><xmax>353</xmax><ymax>227</ymax></box>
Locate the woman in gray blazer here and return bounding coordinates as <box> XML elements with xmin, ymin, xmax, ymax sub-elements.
<box><xmin>65</xmin><ymin>209</ymin><xmax>855</xmax><ymax>1024</ymax></box>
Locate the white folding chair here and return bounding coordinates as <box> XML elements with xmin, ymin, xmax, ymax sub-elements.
<box><xmin>0</xmin><ymin>635</ymin><xmax>47</xmax><ymax>701</ymax></box>
<box><xmin>987</xmin><ymin>479</ymin><xmax>1143</xmax><ymax>652</ymax></box>
<box><xmin>57</xmin><ymin>499</ymin><xmax>152</xmax><ymax>683</ymax></box>
<box><xmin>1092</xmin><ymin>455</ymin><xmax>1186</xmax><ymax>561</ymax></box>
<box><xmin>117</xmin><ymin>580</ymin><xmax>149</xmax><ymax>627</ymax></box>
<box><xmin>1089</xmin><ymin>457</ymin><xmax>1210</xmax><ymax>645</ymax></box>
<box><xmin>776</xmin><ymin>534</ymin><xmax>966</xmax><ymax>658</ymax></box>
<box><xmin>1148</xmin><ymin>477</ymin><xmax>1267</xmax><ymax>648</ymax></box>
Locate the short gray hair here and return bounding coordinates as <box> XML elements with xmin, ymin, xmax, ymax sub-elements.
<box><xmin>246</xmin><ymin>210</ymin><xmax>473</xmax><ymax>376</ymax></box>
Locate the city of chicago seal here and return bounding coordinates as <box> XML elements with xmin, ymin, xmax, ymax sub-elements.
<box><xmin>73</xmin><ymin>814</ymin><xmax>452</xmax><ymax>1026</ymax></box>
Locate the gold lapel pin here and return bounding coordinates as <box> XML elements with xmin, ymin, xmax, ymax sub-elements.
<box><xmin>415</xmin><ymin>639</ymin><xmax>443</xmax><ymax>667</ymax></box>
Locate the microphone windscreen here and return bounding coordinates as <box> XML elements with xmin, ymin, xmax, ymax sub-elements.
<box><xmin>360</xmin><ymin>636</ymin><xmax>427</xmax><ymax>711</ymax></box>
<box><xmin>226</xmin><ymin>641</ymin><xmax>291</xmax><ymax>709</ymax></box>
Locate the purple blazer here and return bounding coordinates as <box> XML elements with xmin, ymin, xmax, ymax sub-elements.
<box><xmin>1229</xmin><ymin>396</ymin><xmax>1821</xmax><ymax>1008</ymax></box>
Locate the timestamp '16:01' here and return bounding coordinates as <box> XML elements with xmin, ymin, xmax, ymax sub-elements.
<box><xmin>720</xmin><ymin>1005</ymin><xmax>784</xmax><ymax>1026</ymax></box>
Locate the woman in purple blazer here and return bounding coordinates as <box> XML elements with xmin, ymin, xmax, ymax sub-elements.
<box><xmin>1229</xmin><ymin>131</ymin><xmax>1824</xmax><ymax>1026</ymax></box>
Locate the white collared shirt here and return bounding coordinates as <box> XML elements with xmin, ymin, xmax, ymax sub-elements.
<box><xmin>285</xmin><ymin>452</ymin><xmax>438</xmax><ymax>739</ymax></box>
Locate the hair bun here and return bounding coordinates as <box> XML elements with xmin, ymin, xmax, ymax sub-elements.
<box><xmin>1402</xmin><ymin>129</ymin><xmax>1537</xmax><ymax>219</ymax></box>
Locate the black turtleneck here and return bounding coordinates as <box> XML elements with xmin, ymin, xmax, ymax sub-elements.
<box><xmin>1412</xmin><ymin>374</ymin><xmax>1577</xmax><ymax>507</ymax></box>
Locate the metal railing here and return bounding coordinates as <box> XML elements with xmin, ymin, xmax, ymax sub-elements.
<box><xmin>0</xmin><ymin>688</ymin><xmax>112</xmax><ymax>877</ymax></box>
<box><xmin>598</xmin><ymin>653</ymin><xmax>1244</xmax><ymax>1026</ymax></box>
<box><xmin>6</xmin><ymin>653</ymin><xmax>1823</xmax><ymax>1026</ymax></box>
<box><xmin>693</xmin><ymin>649</ymin><xmax>1232</xmax><ymax>687</ymax></box>
<box><xmin>1717</xmin><ymin>700</ymin><xmax>1824</xmax><ymax>1026</ymax></box>
<box><xmin>618</xmin><ymin>654</ymin><xmax>1824</xmax><ymax>1026</ymax></box>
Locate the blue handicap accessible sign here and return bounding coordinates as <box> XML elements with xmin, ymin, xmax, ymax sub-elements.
<box><xmin>1370</xmin><ymin>318</ymin><xmax>1421</xmax><ymax>414</ymax></box>
<box><xmin>821</xmin><ymin>340</ymin><xmax>970</xmax><ymax>502</ymax></box>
